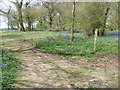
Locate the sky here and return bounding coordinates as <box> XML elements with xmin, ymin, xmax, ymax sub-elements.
<box><xmin>0</xmin><ymin>16</ymin><xmax>7</xmax><ymax>29</ymax></box>
<box><xmin>0</xmin><ymin>0</ymin><xmax>14</xmax><ymax>29</ymax></box>
<box><xmin>0</xmin><ymin>0</ymin><xmax>33</xmax><ymax>29</ymax></box>
<box><xmin>0</xmin><ymin>0</ymin><xmax>119</xmax><ymax>29</ymax></box>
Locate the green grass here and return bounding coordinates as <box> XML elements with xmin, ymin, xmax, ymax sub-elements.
<box><xmin>71</xmin><ymin>84</ymin><xmax>98</xmax><ymax>89</ymax></box>
<box><xmin>1</xmin><ymin>49</ymin><xmax>20</xmax><ymax>88</ymax></box>
<box><xmin>35</xmin><ymin>34</ymin><xmax>118</xmax><ymax>57</ymax></box>
<box><xmin>87</xmin><ymin>60</ymin><xmax>99</xmax><ymax>64</ymax></box>
<box><xmin>87</xmin><ymin>86</ymin><xmax>98</xmax><ymax>90</ymax></box>
<box><xmin>1</xmin><ymin>30</ymin><xmax>118</xmax><ymax>57</ymax></box>
<box><xmin>1</xmin><ymin>30</ymin><xmax>62</xmax><ymax>40</ymax></box>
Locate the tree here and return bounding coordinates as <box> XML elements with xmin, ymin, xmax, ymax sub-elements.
<box><xmin>23</xmin><ymin>0</ymin><xmax>40</xmax><ymax>31</ymax></box>
<box><xmin>78</xmin><ymin>2</ymin><xmax>112</xmax><ymax>36</ymax></box>
<box><xmin>42</xmin><ymin>2</ymin><xmax>58</xmax><ymax>31</ymax></box>
<box><xmin>34</xmin><ymin>6</ymin><xmax>48</xmax><ymax>30</ymax></box>
<box><xmin>99</xmin><ymin>2</ymin><xmax>111</xmax><ymax>36</ymax></box>
<box><xmin>24</xmin><ymin>1</ymin><xmax>32</xmax><ymax>30</ymax></box>
<box><xmin>107</xmin><ymin>3</ymin><xmax>118</xmax><ymax>31</ymax></box>
<box><xmin>55</xmin><ymin>2</ymin><xmax>73</xmax><ymax>30</ymax></box>
<box><xmin>11</xmin><ymin>0</ymin><xmax>25</xmax><ymax>31</ymax></box>
<box><xmin>71</xmin><ymin>1</ymin><xmax>76</xmax><ymax>41</ymax></box>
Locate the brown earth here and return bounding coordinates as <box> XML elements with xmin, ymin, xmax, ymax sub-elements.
<box><xmin>2</xmin><ymin>38</ymin><xmax>118</xmax><ymax>88</ymax></box>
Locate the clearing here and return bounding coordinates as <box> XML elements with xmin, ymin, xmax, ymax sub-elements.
<box><xmin>1</xmin><ymin>30</ymin><xmax>118</xmax><ymax>88</ymax></box>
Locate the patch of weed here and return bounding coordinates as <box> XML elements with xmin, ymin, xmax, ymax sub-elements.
<box><xmin>36</xmin><ymin>34</ymin><xmax>118</xmax><ymax>57</ymax></box>
<box><xmin>1</xmin><ymin>49</ymin><xmax>20</xmax><ymax>88</ymax></box>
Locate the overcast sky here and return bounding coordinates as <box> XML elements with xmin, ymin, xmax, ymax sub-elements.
<box><xmin>0</xmin><ymin>0</ymin><xmax>35</xmax><ymax>29</ymax></box>
<box><xmin>0</xmin><ymin>0</ymin><xmax>13</xmax><ymax>29</ymax></box>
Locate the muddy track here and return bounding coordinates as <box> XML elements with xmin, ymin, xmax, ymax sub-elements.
<box><xmin>3</xmin><ymin>38</ymin><xmax>118</xmax><ymax>88</ymax></box>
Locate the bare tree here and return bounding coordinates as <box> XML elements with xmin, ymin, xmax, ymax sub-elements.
<box><xmin>42</xmin><ymin>2</ymin><xmax>56</xmax><ymax>31</ymax></box>
<box><xmin>100</xmin><ymin>2</ymin><xmax>111</xmax><ymax>36</ymax></box>
<box><xmin>11</xmin><ymin>0</ymin><xmax>25</xmax><ymax>31</ymax></box>
<box><xmin>24</xmin><ymin>1</ymin><xmax>32</xmax><ymax>30</ymax></box>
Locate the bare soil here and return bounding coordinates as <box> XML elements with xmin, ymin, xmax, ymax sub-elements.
<box><xmin>2</xmin><ymin>38</ymin><xmax>118</xmax><ymax>88</ymax></box>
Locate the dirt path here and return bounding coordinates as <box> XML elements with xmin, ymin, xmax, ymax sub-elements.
<box><xmin>2</xmin><ymin>38</ymin><xmax>118</xmax><ymax>88</ymax></box>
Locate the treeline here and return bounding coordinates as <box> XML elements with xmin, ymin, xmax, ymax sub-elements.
<box><xmin>0</xmin><ymin>0</ymin><xmax>118</xmax><ymax>36</ymax></box>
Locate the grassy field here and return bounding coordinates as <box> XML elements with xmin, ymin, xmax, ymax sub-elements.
<box><xmin>1</xmin><ymin>30</ymin><xmax>118</xmax><ymax>57</ymax></box>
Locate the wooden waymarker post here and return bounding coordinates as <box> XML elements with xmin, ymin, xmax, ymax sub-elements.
<box><xmin>93</xmin><ymin>28</ymin><xmax>98</xmax><ymax>51</ymax></box>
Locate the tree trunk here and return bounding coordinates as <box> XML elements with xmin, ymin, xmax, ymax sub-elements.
<box><xmin>71</xmin><ymin>1</ymin><xmax>76</xmax><ymax>41</ymax></box>
<box><xmin>25</xmin><ymin>3</ymin><xmax>32</xmax><ymax>31</ymax></box>
<box><xmin>27</xmin><ymin>19</ymin><xmax>32</xmax><ymax>31</ymax></box>
<box><xmin>7</xmin><ymin>15</ymin><xmax>10</xmax><ymax>30</ymax></box>
<box><xmin>49</xmin><ymin>12</ymin><xmax>54</xmax><ymax>31</ymax></box>
<box><xmin>42</xmin><ymin>2</ymin><xmax>55</xmax><ymax>31</ymax></box>
<box><xmin>100</xmin><ymin>3</ymin><xmax>110</xmax><ymax>36</ymax></box>
<box><xmin>19</xmin><ymin>8</ymin><xmax>25</xmax><ymax>31</ymax></box>
<box><xmin>15</xmin><ymin>0</ymin><xmax>25</xmax><ymax>32</ymax></box>
<box><xmin>19</xmin><ymin>17</ymin><xmax>25</xmax><ymax>31</ymax></box>
<box><xmin>7</xmin><ymin>7</ymin><xmax>11</xmax><ymax>30</ymax></box>
<box><xmin>93</xmin><ymin>28</ymin><xmax>98</xmax><ymax>51</ymax></box>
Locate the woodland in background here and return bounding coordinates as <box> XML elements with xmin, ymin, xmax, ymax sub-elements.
<box><xmin>0</xmin><ymin>1</ymin><xmax>118</xmax><ymax>36</ymax></box>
